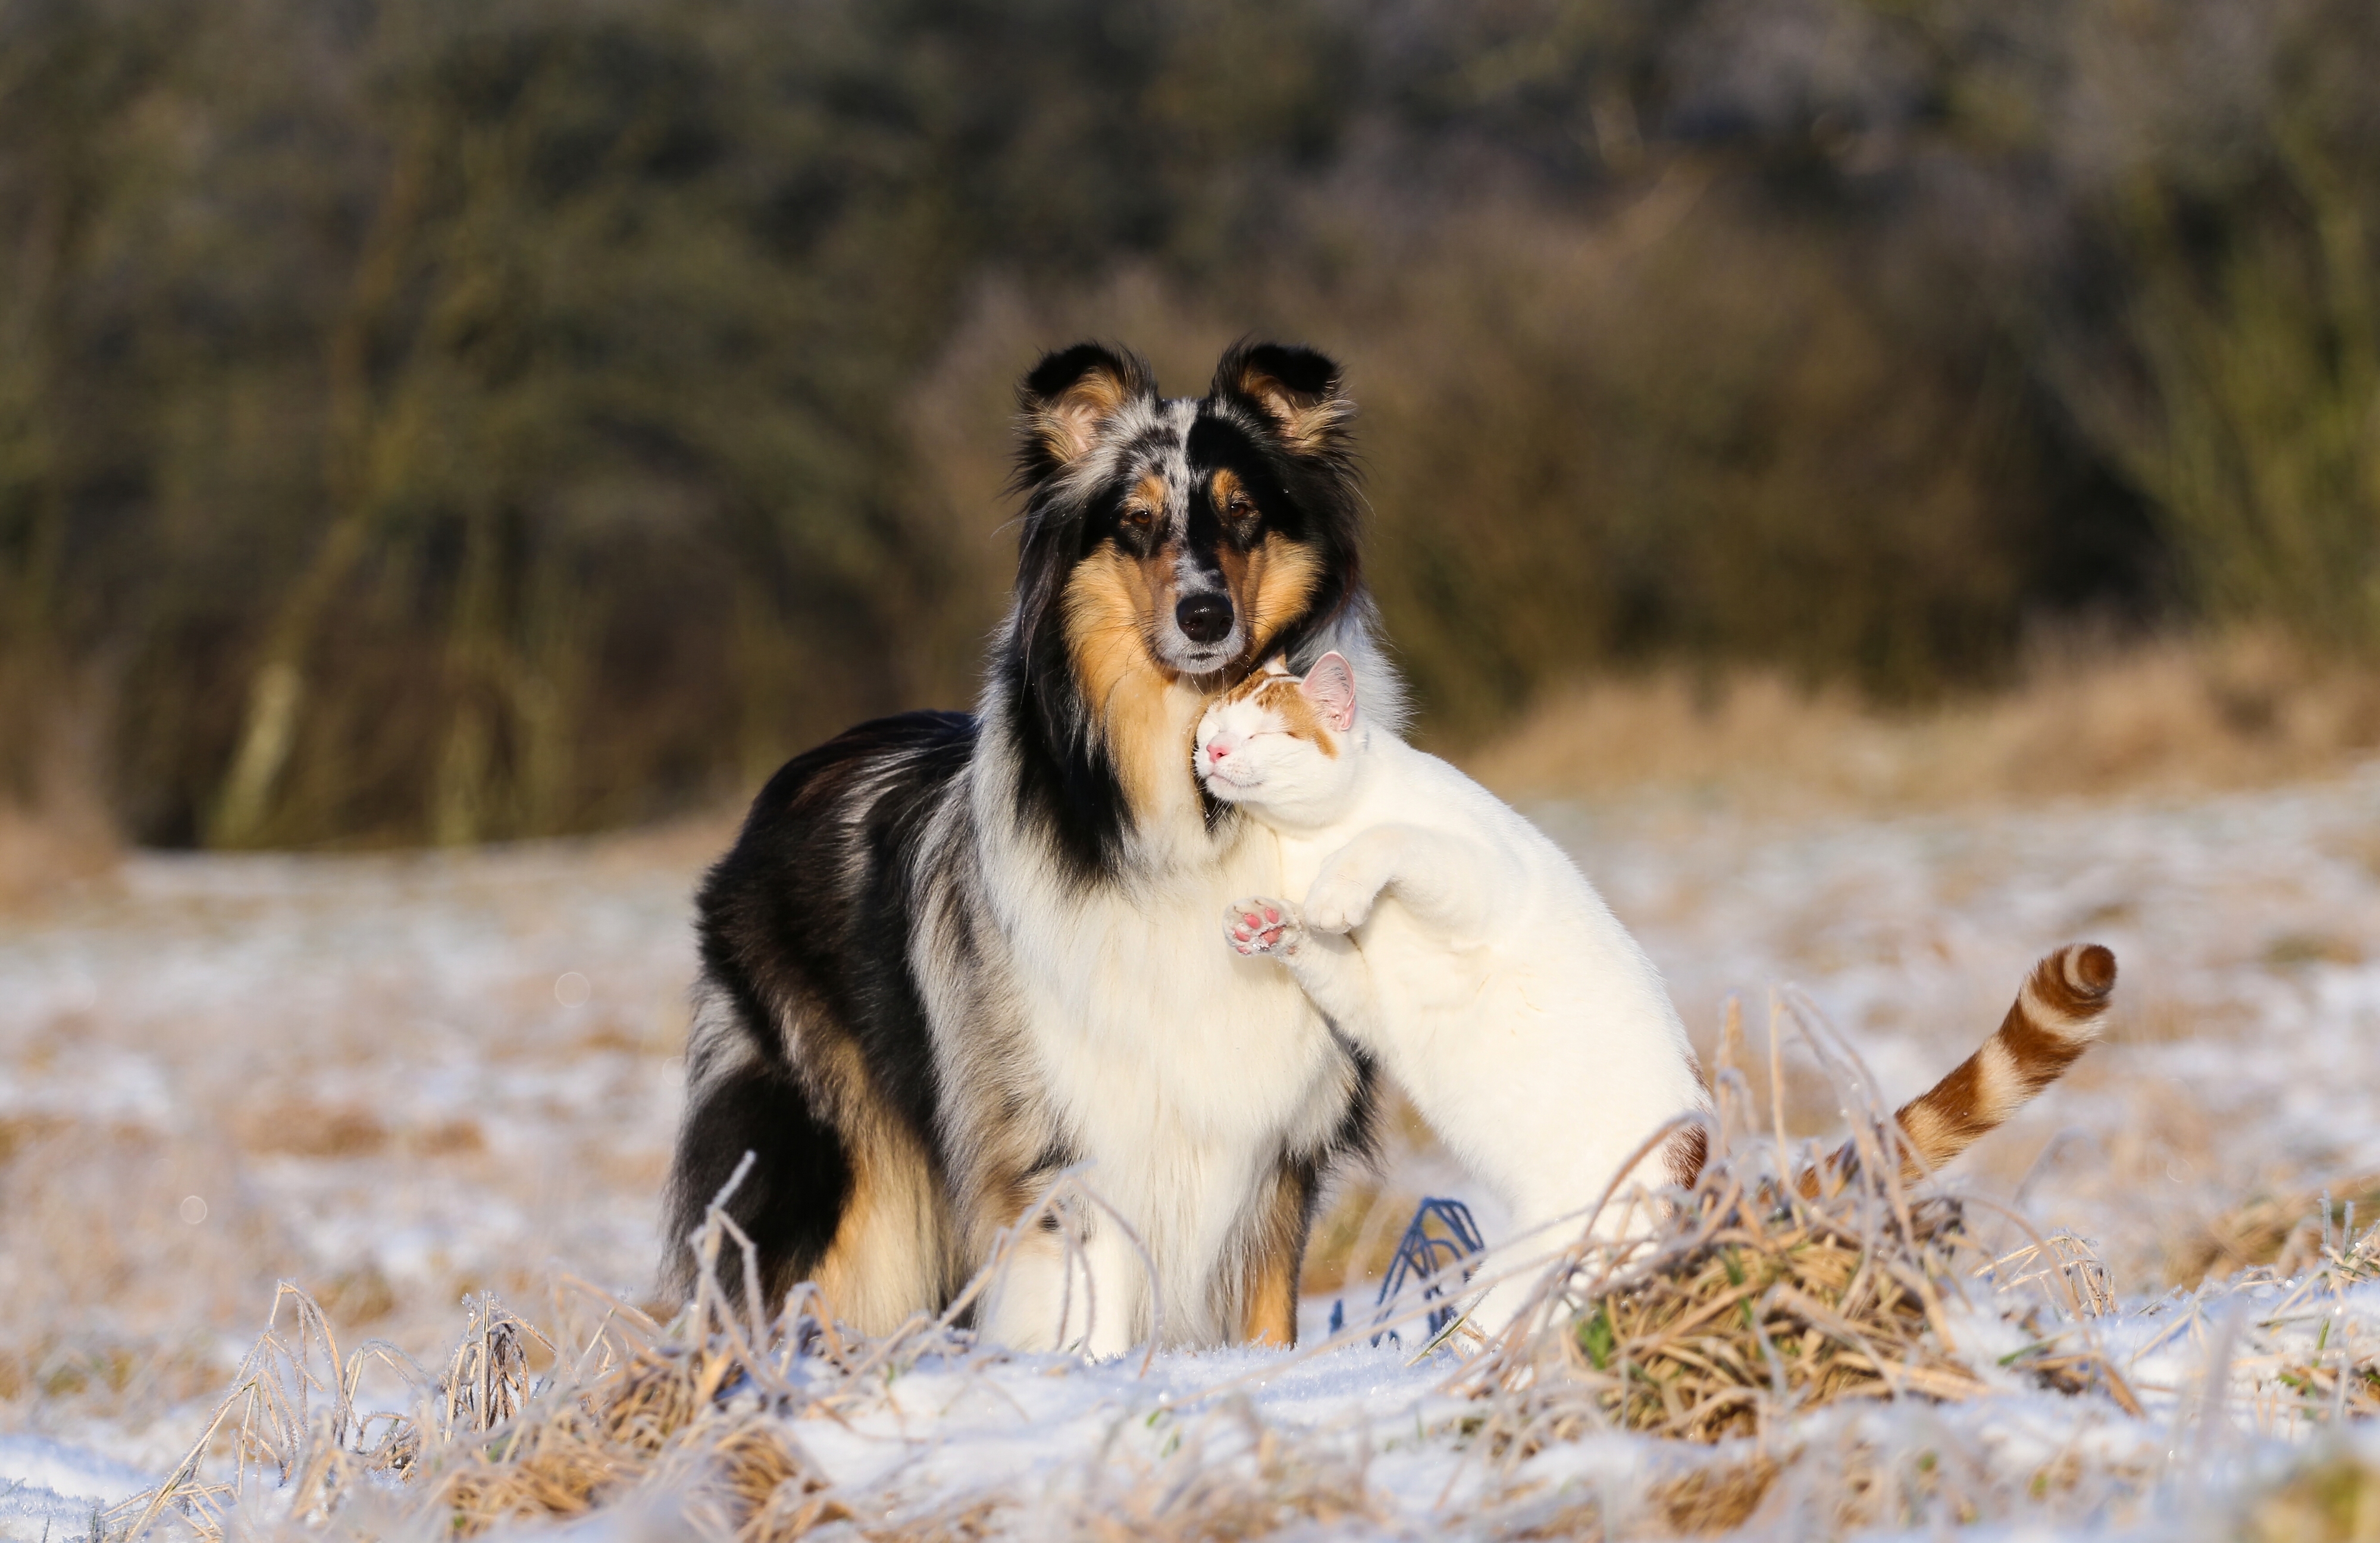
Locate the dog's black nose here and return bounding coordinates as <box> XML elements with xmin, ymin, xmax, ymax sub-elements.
<box><xmin>1175</xmin><ymin>592</ymin><xmax>1234</xmax><ymax>645</ymax></box>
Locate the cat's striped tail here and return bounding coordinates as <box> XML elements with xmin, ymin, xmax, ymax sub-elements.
<box><xmin>1802</xmin><ymin>943</ymin><xmax>2117</xmax><ymax>1195</ymax></box>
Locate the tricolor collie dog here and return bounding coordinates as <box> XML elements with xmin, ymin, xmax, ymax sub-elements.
<box><xmin>662</xmin><ymin>341</ymin><xmax>1393</xmax><ymax>1353</ymax></box>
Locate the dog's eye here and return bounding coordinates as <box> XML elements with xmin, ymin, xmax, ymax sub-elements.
<box><xmin>1225</xmin><ymin>493</ymin><xmax>1255</xmax><ymax>519</ymax></box>
<box><xmin>1122</xmin><ymin>506</ymin><xmax>1154</xmax><ymax>529</ymax></box>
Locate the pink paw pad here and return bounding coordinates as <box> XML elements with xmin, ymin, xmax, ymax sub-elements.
<box><xmin>1224</xmin><ymin>898</ymin><xmax>1295</xmax><ymax>956</ymax></box>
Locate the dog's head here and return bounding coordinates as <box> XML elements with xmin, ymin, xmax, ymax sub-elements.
<box><xmin>1003</xmin><ymin>340</ymin><xmax>1366</xmax><ymax>871</ymax></box>
<box><xmin>1012</xmin><ymin>340</ymin><xmax>1360</xmax><ymax>678</ymax></box>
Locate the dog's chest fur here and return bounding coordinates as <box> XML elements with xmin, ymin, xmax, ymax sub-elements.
<box><xmin>966</xmin><ymin>686</ymin><xmax>1349</xmax><ymax>1342</ymax></box>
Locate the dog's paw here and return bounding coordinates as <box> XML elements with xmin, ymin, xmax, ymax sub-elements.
<box><xmin>1225</xmin><ymin>897</ymin><xmax>1303</xmax><ymax>958</ymax></box>
<box><xmin>1301</xmin><ymin>878</ymin><xmax>1377</xmax><ymax>935</ymax></box>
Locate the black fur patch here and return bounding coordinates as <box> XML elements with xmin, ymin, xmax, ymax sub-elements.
<box><xmin>666</xmin><ymin>710</ymin><xmax>973</xmax><ymax>1305</ymax></box>
<box><xmin>665</xmin><ymin>1056</ymin><xmax>851</xmax><ymax>1302</ymax></box>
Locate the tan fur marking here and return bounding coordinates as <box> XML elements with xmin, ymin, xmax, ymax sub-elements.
<box><xmin>1235</xmin><ymin>361</ymin><xmax>1353</xmax><ymax>457</ymax></box>
<box><xmin>1032</xmin><ymin>366</ymin><xmax>1138</xmax><ymax>466</ymax></box>
<box><xmin>1236</xmin><ymin>1168</ymin><xmax>1308</xmax><ymax>1348</ymax></box>
<box><xmin>1893</xmin><ymin>1096</ymin><xmax>1955</xmax><ymax>1161</ymax></box>
<box><xmin>813</xmin><ymin>1121</ymin><xmax>947</xmax><ymax>1337</ymax></box>
<box><xmin>1130</xmin><ymin>472</ymin><xmax>1167</xmax><ymax>516</ymax></box>
<box><xmin>1664</xmin><ymin>1122</ymin><xmax>1709</xmax><ymax>1188</ymax></box>
<box><xmin>1244</xmin><ymin>535</ymin><xmax>1323</xmax><ymax>661</ymax></box>
<box><xmin>1241</xmin><ymin>1253</ymin><xmax>1298</xmax><ymax>1348</ymax></box>
<box><xmin>1971</xmin><ymin>1038</ymin><xmax>2025</xmax><ymax>1121</ymax></box>
<box><xmin>1062</xmin><ymin>547</ymin><xmax>1183</xmax><ymax>822</ymax></box>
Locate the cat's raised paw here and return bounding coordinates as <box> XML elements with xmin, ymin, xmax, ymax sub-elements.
<box><xmin>1301</xmin><ymin>880</ymin><xmax>1377</xmax><ymax>935</ymax></box>
<box><xmin>1224</xmin><ymin>898</ymin><xmax>1303</xmax><ymax>958</ymax></box>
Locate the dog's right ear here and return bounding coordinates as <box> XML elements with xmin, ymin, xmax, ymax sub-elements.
<box><xmin>1213</xmin><ymin>341</ymin><xmax>1352</xmax><ymax>462</ymax></box>
<box><xmin>1016</xmin><ymin>343</ymin><xmax>1155</xmax><ymax>482</ymax></box>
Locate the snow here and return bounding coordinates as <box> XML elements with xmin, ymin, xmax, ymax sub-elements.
<box><xmin>0</xmin><ymin>1435</ymin><xmax>149</xmax><ymax>1537</ymax></box>
<box><xmin>9</xmin><ymin>769</ymin><xmax>2380</xmax><ymax>1535</ymax></box>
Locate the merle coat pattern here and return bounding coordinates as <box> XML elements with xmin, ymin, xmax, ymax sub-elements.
<box><xmin>664</xmin><ymin>341</ymin><xmax>1394</xmax><ymax>1352</ymax></box>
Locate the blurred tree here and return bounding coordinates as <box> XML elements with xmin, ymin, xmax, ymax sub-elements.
<box><xmin>2058</xmin><ymin>0</ymin><xmax>2380</xmax><ymax>654</ymax></box>
<box><xmin>2</xmin><ymin>0</ymin><xmax>2365</xmax><ymax>845</ymax></box>
<box><xmin>0</xmin><ymin>2</ymin><xmax>137</xmax><ymax>769</ymax></box>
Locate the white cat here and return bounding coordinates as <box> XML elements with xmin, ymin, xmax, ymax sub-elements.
<box><xmin>1195</xmin><ymin>653</ymin><xmax>1711</xmax><ymax>1331</ymax></box>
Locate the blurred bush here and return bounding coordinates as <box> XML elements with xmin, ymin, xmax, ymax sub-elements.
<box><xmin>0</xmin><ymin>0</ymin><xmax>2369</xmax><ymax>846</ymax></box>
<box><xmin>2058</xmin><ymin>0</ymin><xmax>2380</xmax><ymax>655</ymax></box>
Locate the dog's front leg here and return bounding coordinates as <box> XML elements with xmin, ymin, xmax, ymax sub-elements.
<box><xmin>979</xmin><ymin>1203</ymin><xmax>1144</xmax><ymax>1357</ymax></box>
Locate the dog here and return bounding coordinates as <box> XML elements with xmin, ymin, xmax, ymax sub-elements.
<box><xmin>661</xmin><ymin>340</ymin><xmax>1398</xmax><ymax>1353</ymax></box>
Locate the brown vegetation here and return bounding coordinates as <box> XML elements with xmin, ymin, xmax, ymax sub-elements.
<box><xmin>1451</xmin><ymin>1002</ymin><xmax>2138</xmax><ymax>1459</ymax></box>
<box><xmin>1465</xmin><ymin>633</ymin><xmax>2380</xmax><ymax>816</ymax></box>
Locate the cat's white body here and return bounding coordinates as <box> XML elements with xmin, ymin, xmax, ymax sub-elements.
<box><xmin>1197</xmin><ymin>657</ymin><xmax>1708</xmax><ymax>1328</ymax></box>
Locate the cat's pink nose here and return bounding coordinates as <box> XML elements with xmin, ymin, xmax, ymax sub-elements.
<box><xmin>1207</xmin><ymin>741</ymin><xmax>1230</xmax><ymax>764</ymax></box>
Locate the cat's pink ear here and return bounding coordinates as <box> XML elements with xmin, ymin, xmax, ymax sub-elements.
<box><xmin>1299</xmin><ymin>652</ymin><xmax>1358</xmax><ymax>732</ymax></box>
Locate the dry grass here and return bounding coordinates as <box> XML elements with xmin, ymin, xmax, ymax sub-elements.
<box><xmin>109</xmin><ymin>1216</ymin><xmax>959</xmax><ymax>1540</ymax></box>
<box><xmin>77</xmin><ymin>987</ymin><xmax>2380</xmax><ymax>1543</ymax></box>
<box><xmin>1465</xmin><ymin>631</ymin><xmax>2380</xmax><ymax>815</ymax></box>
<box><xmin>0</xmin><ymin>832</ymin><xmax>716</xmax><ymax>1462</ymax></box>
<box><xmin>2149</xmin><ymin>1219</ymin><xmax>2380</xmax><ymax>1436</ymax></box>
<box><xmin>110</xmin><ymin>1169</ymin><xmax>1348</xmax><ymax>1542</ymax></box>
<box><xmin>19</xmin><ymin>708</ymin><xmax>2380</xmax><ymax>1538</ymax></box>
<box><xmin>2173</xmin><ymin>1180</ymin><xmax>2380</xmax><ymax>1288</ymax></box>
<box><xmin>1448</xmin><ymin>998</ymin><xmax>2138</xmax><ymax>1462</ymax></box>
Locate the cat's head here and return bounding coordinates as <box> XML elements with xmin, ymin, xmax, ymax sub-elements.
<box><xmin>1194</xmin><ymin>651</ymin><xmax>1365</xmax><ymax>823</ymax></box>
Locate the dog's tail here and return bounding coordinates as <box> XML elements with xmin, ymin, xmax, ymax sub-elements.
<box><xmin>1805</xmin><ymin>943</ymin><xmax>2116</xmax><ymax>1194</ymax></box>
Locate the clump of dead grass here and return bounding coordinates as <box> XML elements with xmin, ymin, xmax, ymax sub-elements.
<box><xmin>107</xmin><ymin>1166</ymin><xmax>1233</xmax><ymax>1541</ymax></box>
<box><xmin>107</xmin><ymin>1196</ymin><xmax>990</xmax><ymax>1540</ymax></box>
<box><xmin>1447</xmin><ymin>995</ymin><xmax>2139</xmax><ymax>1460</ymax></box>
<box><xmin>1465</xmin><ymin>1166</ymin><xmax>1984</xmax><ymax>1448</ymax></box>
<box><xmin>2175</xmin><ymin>1181</ymin><xmax>2380</xmax><ymax>1289</ymax></box>
<box><xmin>1413</xmin><ymin>989</ymin><xmax>2170</xmax><ymax>1539</ymax></box>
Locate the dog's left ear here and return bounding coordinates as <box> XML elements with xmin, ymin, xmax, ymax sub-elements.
<box><xmin>1213</xmin><ymin>341</ymin><xmax>1352</xmax><ymax>460</ymax></box>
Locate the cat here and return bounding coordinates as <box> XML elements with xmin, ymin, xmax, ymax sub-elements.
<box><xmin>1196</xmin><ymin>652</ymin><xmax>1711</xmax><ymax>1326</ymax></box>
<box><xmin>1195</xmin><ymin>653</ymin><xmax>2117</xmax><ymax>1334</ymax></box>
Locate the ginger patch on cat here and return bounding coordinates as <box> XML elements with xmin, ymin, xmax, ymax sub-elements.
<box><xmin>1215</xmin><ymin>667</ymin><xmax>1339</xmax><ymax>757</ymax></box>
<box><xmin>1257</xmin><ymin>675</ymin><xmax>1339</xmax><ymax>755</ymax></box>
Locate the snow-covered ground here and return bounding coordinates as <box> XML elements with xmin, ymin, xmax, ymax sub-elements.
<box><xmin>7</xmin><ymin>767</ymin><xmax>2380</xmax><ymax>1536</ymax></box>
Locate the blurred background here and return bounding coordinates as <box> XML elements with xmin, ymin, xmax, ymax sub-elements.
<box><xmin>5</xmin><ymin>0</ymin><xmax>2378</xmax><ymax>858</ymax></box>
